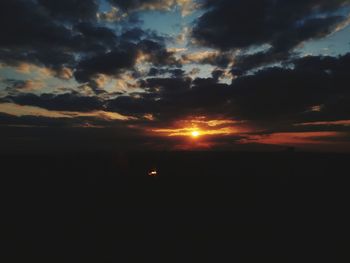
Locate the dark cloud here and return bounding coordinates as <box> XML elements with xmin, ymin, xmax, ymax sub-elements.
<box><xmin>148</xmin><ymin>67</ymin><xmax>166</xmax><ymax>76</ymax></box>
<box><xmin>229</xmin><ymin>67</ymin><xmax>330</xmax><ymax>120</ymax></box>
<box><xmin>38</xmin><ymin>0</ymin><xmax>99</xmax><ymax>21</ymax></box>
<box><xmin>232</xmin><ymin>50</ymin><xmax>291</xmax><ymax>76</ymax></box>
<box><xmin>141</xmin><ymin>77</ymin><xmax>192</xmax><ymax>93</ymax></box>
<box><xmin>137</xmin><ymin>39</ymin><xmax>180</xmax><ymax>66</ymax></box>
<box><xmin>106</xmin><ymin>77</ymin><xmax>194</xmax><ymax>119</ymax></box>
<box><xmin>0</xmin><ymin>1</ymin><xmax>72</xmax><ymax>48</ymax></box>
<box><xmin>4</xmin><ymin>53</ymin><xmax>350</xmax><ymax>127</ymax></box>
<box><xmin>3</xmin><ymin>93</ymin><xmax>104</xmax><ymax>112</ymax></box>
<box><xmin>121</xmin><ymin>28</ymin><xmax>147</xmax><ymax>41</ymax></box>
<box><xmin>193</xmin><ymin>0</ymin><xmax>350</xmax><ymax>71</ymax></box>
<box><xmin>0</xmin><ymin>0</ymin><xmax>175</xmax><ymax>86</ymax></box>
<box><xmin>181</xmin><ymin>52</ymin><xmax>233</xmax><ymax>68</ymax></box>
<box><xmin>103</xmin><ymin>53</ymin><xmax>350</xmax><ymax>126</ymax></box>
<box><xmin>74</xmin><ymin>47</ymin><xmax>139</xmax><ymax>83</ymax></box>
<box><xmin>211</xmin><ymin>69</ymin><xmax>225</xmax><ymax>81</ymax></box>
<box><xmin>230</xmin><ymin>54</ymin><xmax>350</xmax><ymax>123</ymax></box>
<box><xmin>169</xmin><ymin>69</ymin><xmax>186</xmax><ymax>78</ymax></box>
<box><xmin>148</xmin><ymin>68</ymin><xmax>185</xmax><ymax>77</ymax></box>
<box><xmin>0</xmin><ymin>0</ymin><xmax>113</xmax><ymax>71</ymax></box>
<box><xmin>0</xmin><ymin>113</ymin><xmax>155</xmax><ymax>153</ymax></box>
<box><xmin>74</xmin><ymin>22</ymin><xmax>117</xmax><ymax>48</ymax></box>
<box><xmin>108</xmin><ymin>0</ymin><xmax>173</xmax><ymax>12</ymax></box>
<box><xmin>74</xmin><ymin>39</ymin><xmax>179</xmax><ymax>88</ymax></box>
<box><xmin>193</xmin><ymin>0</ymin><xmax>349</xmax><ymax>50</ymax></box>
<box><xmin>0</xmin><ymin>49</ymin><xmax>75</xmax><ymax>71</ymax></box>
<box><xmin>0</xmin><ymin>112</ymin><xmax>91</xmax><ymax>128</ymax></box>
<box><xmin>120</xmin><ymin>28</ymin><xmax>167</xmax><ymax>43</ymax></box>
<box><xmin>107</xmin><ymin>77</ymin><xmax>230</xmax><ymax>121</ymax></box>
<box><xmin>3</xmin><ymin>79</ymin><xmax>43</xmax><ymax>94</ymax></box>
<box><xmin>107</xmin><ymin>95</ymin><xmax>157</xmax><ymax>117</ymax></box>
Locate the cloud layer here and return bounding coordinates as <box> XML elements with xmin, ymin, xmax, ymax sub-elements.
<box><xmin>1</xmin><ymin>0</ymin><xmax>350</xmax><ymax>151</ymax></box>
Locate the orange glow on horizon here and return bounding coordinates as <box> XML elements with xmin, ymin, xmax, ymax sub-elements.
<box><xmin>150</xmin><ymin>117</ymin><xmax>244</xmax><ymax>138</ymax></box>
<box><xmin>147</xmin><ymin>116</ymin><xmax>249</xmax><ymax>150</ymax></box>
<box><xmin>240</xmin><ymin>131</ymin><xmax>345</xmax><ymax>146</ymax></box>
<box><xmin>295</xmin><ymin>120</ymin><xmax>350</xmax><ymax>126</ymax></box>
<box><xmin>147</xmin><ymin>116</ymin><xmax>350</xmax><ymax>151</ymax></box>
<box><xmin>152</xmin><ymin>126</ymin><xmax>239</xmax><ymax>137</ymax></box>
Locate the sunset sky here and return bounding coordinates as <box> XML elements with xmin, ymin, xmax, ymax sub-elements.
<box><xmin>1</xmin><ymin>0</ymin><xmax>350</xmax><ymax>152</ymax></box>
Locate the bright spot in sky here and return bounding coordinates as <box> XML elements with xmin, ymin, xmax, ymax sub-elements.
<box><xmin>148</xmin><ymin>169</ymin><xmax>158</xmax><ymax>177</ymax></box>
<box><xmin>191</xmin><ymin>131</ymin><xmax>200</xmax><ymax>138</ymax></box>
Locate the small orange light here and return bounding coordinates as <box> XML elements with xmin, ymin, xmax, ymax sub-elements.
<box><xmin>148</xmin><ymin>170</ymin><xmax>158</xmax><ymax>177</ymax></box>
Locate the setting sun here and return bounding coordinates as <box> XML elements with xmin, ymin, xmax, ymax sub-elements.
<box><xmin>191</xmin><ymin>131</ymin><xmax>200</xmax><ymax>138</ymax></box>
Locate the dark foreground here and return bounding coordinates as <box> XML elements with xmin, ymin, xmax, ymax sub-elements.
<box><xmin>2</xmin><ymin>151</ymin><xmax>350</xmax><ymax>262</ymax></box>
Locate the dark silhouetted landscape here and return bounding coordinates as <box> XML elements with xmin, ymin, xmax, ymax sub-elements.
<box><xmin>3</xmin><ymin>151</ymin><xmax>350</xmax><ymax>262</ymax></box>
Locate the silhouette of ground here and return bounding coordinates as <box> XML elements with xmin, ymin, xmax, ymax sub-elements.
<box><xmin>2</xmin><ymin>151</ymin><xmax>349</xmax><ymax>262</ymax></box>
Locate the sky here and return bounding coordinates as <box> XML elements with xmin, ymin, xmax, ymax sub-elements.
<box><xmin>1</xmin><ymin>0</ymin><xmax>350</xmax><ymax>153</ymax></box>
